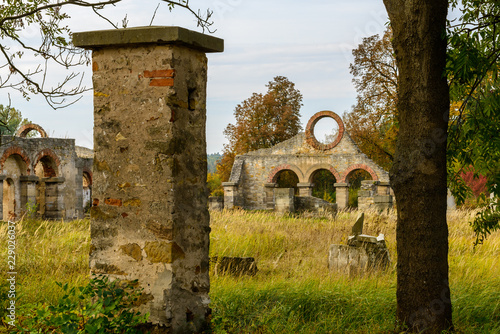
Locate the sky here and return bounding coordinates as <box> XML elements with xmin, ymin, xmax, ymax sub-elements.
<box><xmin>0</xmin><ymin>0</ymin><xmax>389</xmax><ymax>154</ymax></box>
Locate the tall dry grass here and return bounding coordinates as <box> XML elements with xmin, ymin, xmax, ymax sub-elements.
<box><xmin>0</xmin><ymin>208</ymin><xmax>498</xmax><ymax>333</ymax></box>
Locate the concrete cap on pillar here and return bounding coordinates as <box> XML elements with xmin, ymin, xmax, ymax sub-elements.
<box><xmin>222</xmin><ymin>182</ymin><xmax>238</xmax><ymax>186</ymax></box>
<box><xmin>73</xmin><ymin>26</ymin><xmax>224</xmax><ymax>53</ymax></box>
<box><xmin>334</xmin><ymin>183</ymin><xmax>349</xmax><ymax>187</ymax></box>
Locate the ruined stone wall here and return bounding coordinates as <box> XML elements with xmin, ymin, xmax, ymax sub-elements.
<box><xmin>228</xmin><ymin>130</ymin><xmax>389</xmax><ymax>210</ymax></box>
<box><xmin>0</xmin><ymin>136</ymin><xmax>83</xmax><ymax>220</ymax></box>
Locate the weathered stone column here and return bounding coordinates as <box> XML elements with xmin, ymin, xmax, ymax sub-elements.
<box><xmin>275</xmin><ymin>188</ymin><xmax>295</xmax><ymax>213</ymax></box>
<box><xmin>222</xmin><ymin>182</ymin><xmax>239</xmax><ymax>209</ymax></box>
<box><xmin>377</xmin><ymin>181</ymin><xmax>391</xmax><ymax>195</ymax></box>
<box><xmin>358</xmin><ymin>180</ymin><xmax>378</xmax><ymax>211</ymax></box>
<box><xmin>297</xmin><ymin>182</ymin><xmax>313</xmax><ymax>197</ymax></box>
<box><xmin>73</xmin><ymin>27</ymin><xmax>223</xmax><ymax>333</ymax></box>
<box><xmin>20</xmin><ymin>175</ymin><xmax>39</xmax><ymax>217</ymax></box>
<box><xmin>43</xmin><ymin>177</ymin><xmax>65</xmax><ymax>219</ymax></box>
<box><xmin>264</xmin><ymin>183</ymin><xmax>277</xmax><ymax>210</ymax></box>
<box><xmin>335</xmin><ymin>183</ymin><xmax>349</xmax><ymax>209</ymax></box>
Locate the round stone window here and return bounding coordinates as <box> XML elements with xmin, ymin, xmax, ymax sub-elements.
<box><xmin>305</xmin><ymin>111</ymin><xmax>344</xmax><ymax>150</ymax></box>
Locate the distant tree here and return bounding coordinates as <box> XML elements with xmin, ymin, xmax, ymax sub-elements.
<box><xmin>217</xmin><ymin>76</ymin><xmax>303</xmax><ymax>181</ymax></box>
<box><xmin>0</xmin><ymin>104</ymin><xmax>30</xmax><ymax>136</ymax></box>
<box><xmin>206</xmin><ymin>153</ymin><xmax>222</xmax><ymax>174</ymax></box>
<box><xmin>344</xmin><ymin>28</ymin><xmax>398</xmax><ymax>170</ymax></box>
<box><xmin>207</xmin><ymin>172</ymin><xmax>223</xmax><ymax>197</ymax></box>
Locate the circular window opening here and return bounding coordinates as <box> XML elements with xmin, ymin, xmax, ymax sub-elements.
<box><xmin>313</xmin><ymin>117</ymin><xmax>339</xmax><ymax>145</ymax></box>
<box><xmin>305</xmin><ymin>111</ymin><xmax>344</xmax><ymax>150</ymax></box>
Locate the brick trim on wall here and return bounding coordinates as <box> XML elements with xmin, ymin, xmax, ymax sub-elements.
<box><xmin>34</xmin><ymin>148</ymin><xmax>61</xmax><ymax>177</ymax></box>
<box><xmin>267</xmin><ymin>164</ymin><xmax>304</xmax><ymax>183</ymax></box>
<box><xmin>305</xmin><ymin>110</ymin><xmax>345</xmax><ymax>151</ymax></box>
<box><xmin>16</xmin><ymin>123</ymin><xmax>48</xmax><ymax>138</ymax></box>
<box><xmin>305</xmin><ymin>164</ymin><xmax>341</xmax><ymax>183</ymax></box>
<box><xmin>341</xmin><ymin>163</ymin><xmax>379</xmax><ymax>183</ymax></box>
<box><xmin>0</xmin><ymin>146</ymin><xmax>31</xmax><ymax>173</ymax></box>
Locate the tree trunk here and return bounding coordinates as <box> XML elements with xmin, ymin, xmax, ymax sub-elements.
<box><xmin>382</xmin><ymin>0</ymin><xmax>453</xmax><ymax>332</ymax></box>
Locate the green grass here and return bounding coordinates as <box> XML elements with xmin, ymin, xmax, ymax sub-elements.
<box><xmin>1</xmin><ymin>209</ymin><xmax>499</xmax><ymax>333</ymax></box>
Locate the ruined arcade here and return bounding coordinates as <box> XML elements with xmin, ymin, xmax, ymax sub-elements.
<box><xmin>223</xmin><ymin>110</ymin><xmax>393</xmax><ymax>211</ymax></box>
<box><xmin>0</xmin><ymin>123</ymin><xmax>92</xmax><ymax>220</ymax></box>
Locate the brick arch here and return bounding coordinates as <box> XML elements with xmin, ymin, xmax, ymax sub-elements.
<box><xmin>16</xmin><ymin>123</ymin><xmax>48</xmax><ymax>138</ymax></box>
<box><xmin>305</xmin><ymin>110</ymin><xmax>345</xmax><ymax>151</ymax></box>
<box><xmin>267</xmin><ymin>164</ymin><xmax>304</xmax><ymax>183</ymax></box>
<box><xmin>0</xmin><ymin>146</ymin><xmax>31</xmax><ymax>174</ymax></box>
<box><xmin>34</xmin><ymin>149</ymin><xmax>61</xmax><ymax>177</ymax></box>
<box><xmin>83</xmin><ymin>168</ymin><xmax>93</xmax><ymax>186</ymax></box>
<box><xmin>305</xmin><ymin>164</ymin><xmax>341</xmax><ymax>183</ymax></box>
<box><xmin>341</xmin><ymin>164</ymin><xmax>379</xmax><ymax>183</ymax></box>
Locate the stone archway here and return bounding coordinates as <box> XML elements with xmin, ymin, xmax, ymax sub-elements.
<box><xmin>341</xmin><ymin>163</ymin><xmax>379</xmax><ymax>183</ymax></box>
<box><xmin>34</xmin><ymin>149</ymin><xmax>60</xmax><ymax>178</ymax></box>
<box><xmin>267</xmin><ymin>164</ymin><xmax>304</xmax><ymax>183</ymax></box>
<box><xmin>82</xmin><ymin>170</ymin><xmax>92</xmax><ymax>212</ymax></box>
<box><xmin>16</xmin><ymin>123</ymin><xmax>48</xmax><ymax>138</ymax></box>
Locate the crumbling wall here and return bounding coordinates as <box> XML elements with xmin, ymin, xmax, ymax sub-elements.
<box><xmin>224</xmin><ymin>111</ymin><xmax>390</xmax><ymax>211</ymax></box>
<box><xmin>0</xmin><ymin>136</ymin><xmax>84</xmax><ymax>220</ymax></box>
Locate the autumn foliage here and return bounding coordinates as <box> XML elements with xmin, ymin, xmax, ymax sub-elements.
<box><xmin>344</xmin><ymin>28</ymin><xmax>398</xmax><ymax>171</ymax></box>
<box><xmin>217</xmin><ymin>76</ymin><xmax>303</xmax><ymax>181</ymax></box>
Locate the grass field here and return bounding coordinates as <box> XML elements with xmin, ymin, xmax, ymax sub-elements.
<box><xmin>1</xmin><ymin>209</ymin><xmax>499</xmax><ymax>333</ymax></box>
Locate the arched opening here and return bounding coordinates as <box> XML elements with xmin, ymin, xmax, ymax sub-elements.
<box><xmin>3</xmin><ymin>178</ymin><xmax>15</xmax><ymax>221</ymax></box>
<box><xmin>35</xmin><ymin>156</ymin><xmax>58</xmax><ymax>178</ymax></box>
<box><xmin>2</xmin><ymin>154</ymin><xmax>28</xmax><ymax>219</ymax></box>
<box><xmin>82</xmin><ymin>171</ymin><xmax>92</xmax><ymax>213</ymax></box>
<box><xmin>311</xmin><ymin>169</ymin><xmax>337</xmax><ymax>203</ymax></box>
<box><xmin>16</xmin><ymin>123</ymin><xmax>48</xmax><ymax>138</ymax></box>
<box><xmin>275</xmin><ymin>170</ymin><xmax>299</xmax><ymax>195</ymax></box>
<box><xmin>313</xmin><ymin>117</ymin><xmax>340</xmax><ymax>145</ymax></box>
<box><xmin>345</xmin><ymin>169</ymin><xmax>372</xmax><ymax>207</ymax></box>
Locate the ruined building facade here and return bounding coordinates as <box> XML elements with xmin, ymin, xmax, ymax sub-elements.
<box><xmin>0</xmin><ymin>123</ymin><xmax>92</xmax><ymax>220</ymax></box>
<box><xmin>223</xmin><ymin>111</ymin><xmax>393</xmax><ymax>211</ymax></box>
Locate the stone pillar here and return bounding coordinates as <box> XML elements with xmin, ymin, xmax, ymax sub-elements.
<box><xmin>335</xmin><ymin>183</ymin><xmax>349</xmax><ymax>209</ymax></box>
<box><xmin>297</xmin><ymin>182</ymin><xmax>313</xmax><ymax>197</ymax></box>
<box><xmin>264</xmin><ymin>183</ymin><xmax>277</xmax><ymax>210</ymax></box>
<box><xmin>20</xmin><ymin>175</ymin><xmax>39</xmax><ymax>217</ymax></box>
<box><xmin>75</xmin><ymin>160</ymin><xmax>85</xmax><ymax>219</ymax></box>
<box><xmin>275</xmin><ymin>188</ymin><xmax>295</xmax><ymax>213</ymax></box>
<box><xmin>43</xmin><ymin>177</ymin><xmax>65</xmax><ymax>219</ymax></box>
<box><xmin>73</xmin><ymin>27</ymin><xmax>223</xmax><ymax>333</ymax></box>
<box><xmin>222</xmin><ymin>182</ymin><xmax>239</xmax><ymax>209</ymax></box>
<box><xmin>358</xmin><ymin>180</ymin><xmax>378</xmax><ymax>211</ymax></box>
<box><xmin>0</xmin><ymin>175</ymin><xmax>5</xmax><ymax>220</ymax></box>
<box><xmin>377</xmin><ymin>181</ymin><xmax>391</xmax><ymax>195</ymax></box>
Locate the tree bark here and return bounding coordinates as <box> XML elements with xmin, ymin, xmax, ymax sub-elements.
<box><xmin>382</xmin><ymin>0</ymin><xmax>453</xmax><ymax>332</ymax></box>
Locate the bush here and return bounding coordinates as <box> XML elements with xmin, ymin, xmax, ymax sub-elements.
<box><xmin>10</xmin><ymin>276</ymin><xmax>149</xmax><ymax>334</ymax></box>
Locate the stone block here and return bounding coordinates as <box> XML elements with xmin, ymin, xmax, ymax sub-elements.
<box><xmin>208</xmin><ymin>196</ymin><xmax>224</xmax><ymax>211</ymax></box>
<box><xmin>374</xmin><ymin>195</ymin><xmax>393</xmax><ymax>203</ymax></box>
<box><xmin>275</xmin><ymin>188</ymin><xmax>295</xmax><ymax>213</ymax></box>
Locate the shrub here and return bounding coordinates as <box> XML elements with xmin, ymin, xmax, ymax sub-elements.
<box><xmin>10</xmin><ymin>276</ymin><xmax>149</xmax><ymax>334</ymax></box>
